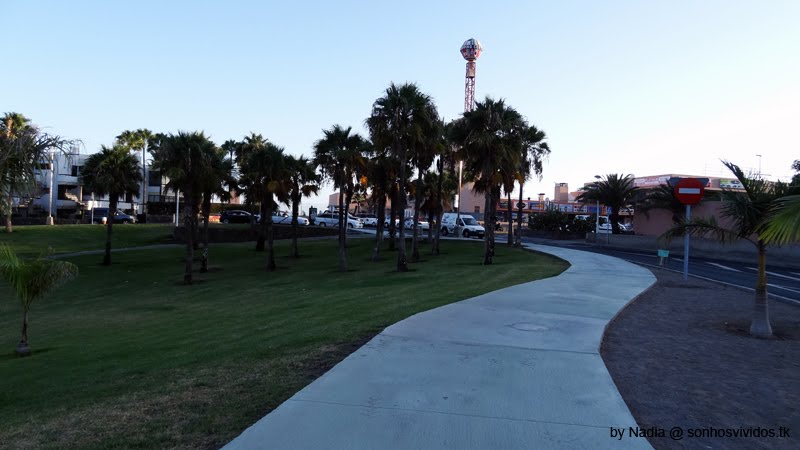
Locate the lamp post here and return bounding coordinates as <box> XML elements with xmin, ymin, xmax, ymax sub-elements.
<box><xmin>46</xmin><ymin>149</ymin><xmax>56</xmax><ymax>225</ymax></box>
<box><xmin>593</xmin><ymin>175</ymin><xmax>602</xmax><ymax>241</ymax></box>
<box><xmin>756</xmin><ymin>154</ymin><xmax>762</xmax><ymax>177</ymax></box>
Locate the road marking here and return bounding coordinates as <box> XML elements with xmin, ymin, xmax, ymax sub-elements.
<box><xmin>793</xmin><ymin>272</ymin><xmax>800</xmax><ymax>277</ymax></box>
<box><xmin>629</xmin><ymin>260</ymin><xmax>800</xmax><ymax>307</ymax></box>
<box><xmin>746</xmin><ymin>268</ymin><xmax>800</xmax><ymax>282</ymax></box>
<box><xmin>768</xmin><ymin>284</ymin><xmax>800</xmax><ymax>294</ymax></box>
<box><xmin>706</xmin><ymin>262</ymin><xmax>742</xmax><ymax>272</ymax></box>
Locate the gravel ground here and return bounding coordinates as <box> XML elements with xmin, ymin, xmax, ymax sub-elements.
<box><xmin>601</xmin><ymin>268</ymin><xmax>800</xmax><ymax>450</ymax></box>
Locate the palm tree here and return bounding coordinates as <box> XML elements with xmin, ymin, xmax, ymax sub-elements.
<box><xmin>450</xmin><ymin>97</ymin><xmax>526</xmax><ymax>265</ymax></box>
<box><xmin>116</xmin><ymin>129</ymin><xmax>153</xmax><ymax>214</ymax></box>
<box><xmin>313</xmin><ymin>125</ymin><xmax>366</xmax><ymax>272</ymax></box>
<box><xmin>81</xmin><ymin>145</ymin><xmax>142</xmax><ymax>266</ymax></box>
<box><xmin>367</xmin><ymin>82</ymin><xmax>438</xmax><ymax>271</ymax></box>
<box><xmin>199</xmin><ymin>146</ymin><xmax>234</xmax><ymax>272</ymax></box>
<box><xmin>409</xmin><ymin>117</ymin><xmax>441</xmax><ymax>262</ymax></box>
<box><xmin>0</xmin><ymin>245</ymin><xmax>78</xmax><ymax>356</ymax></box>
<box><xmin>236</xmin><ymin>134</ymin><xmax>271</xmax><ymax>251</ymax></box>
<box><xmin>661</xmin><ymin>161</ymin><xmax>792</xmax><ymax>338</ymax></box>
<box><xmin>150</xmin><ymin>131</ymin><xmax>216</xmax><ymax>284</ymax></box>
<box><xmin>576</xmin><ymin>174</ymin><xmax>639</xmax><ymax>234</ymax></box>
<box><xmin>238</xmin><ymin>135</ymin><xmax>289</xmax><ymax>271</ymax></box>
<box><xmin>365</xmin><ymin>153</ymin><xmax>395</xmax><ymax>261</ymax></box>
<box><xmin>286</xmin><ymin>155</ymin><xmax>319</xmax><ymax>257</ymax></box>
<box><xmin>514</xmin><ymin>125</ymin><xmax>550</xmax><ymax>247</ymax></box>
<box><xmin>221</xmin><ymin>139</ymin><xmax>241</xmax><ymax>203</ymax></box>
<box><xmin>1</xmin><ymin>113</ymin><xmax>76</xmax><ymax>232</ymax></box>
<box><xmin>762</xmin><ymin>195</ymin><xmax>800</xmax><ymax>244</ymax></box>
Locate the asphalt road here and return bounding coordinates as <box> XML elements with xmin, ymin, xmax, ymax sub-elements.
<box><xmin>521</xmin><ymin>237</ymin><xmax>800</xmax><ymax>307</ymax></box>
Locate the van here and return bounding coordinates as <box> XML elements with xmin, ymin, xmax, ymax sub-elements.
<box><xmin>440</xmin><ymin>213</ymin><xmax>485</xmax><ymax>239</ymax></box>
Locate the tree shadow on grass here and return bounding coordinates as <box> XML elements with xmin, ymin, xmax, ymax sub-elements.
<box><xmin>0</xmin><ymin>347</ymin><xmax>58</xmax><ymax>361</ymax></box>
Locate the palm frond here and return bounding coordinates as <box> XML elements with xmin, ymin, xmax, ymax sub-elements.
<box><xmin>762</xmin><ymin>195</ymin><xmax>800</xmax><ymax>245</ymax></box>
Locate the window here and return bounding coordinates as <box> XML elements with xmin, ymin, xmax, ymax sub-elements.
<box><xmin>148</xmin><ymin>171</ymin><xmax>161</xmax><ymax>187</ymax></box>
<box><xmin>474</xmin><ymin>206</ymin><xmax>480</xmax><ymax>213</ymax></box>
<box><xmin>71</xmin><ymin>165</ymin><xmax>81</xmax><ymax>177</ymax></box>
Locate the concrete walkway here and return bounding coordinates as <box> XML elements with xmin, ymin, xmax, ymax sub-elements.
<box><xmin>225</xmin><ymin>244</ymin><xmax>656</xmax><ymax>449</ymax></box>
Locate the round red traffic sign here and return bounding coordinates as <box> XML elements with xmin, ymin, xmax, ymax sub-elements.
<box><xmin>674</xmin><ymin>178</ymin><xmax>705</xmax><ymax>205</ymax></box>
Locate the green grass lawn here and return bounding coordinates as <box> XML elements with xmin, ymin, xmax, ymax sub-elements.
<box><xmin>0</xmin><ymin>237</ymin><xmax>568</xmax><ymax>449</ymax></box>
<box><xmin>0</xmin><ymin>224</ymin><xmax>175</xmax><ymax>256</ymax></box>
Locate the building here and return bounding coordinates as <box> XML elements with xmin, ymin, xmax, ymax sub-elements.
<box><xmin>17</xmin><ymin>152</ymin><xmax>172</xmax><ymax>219</ymax></box>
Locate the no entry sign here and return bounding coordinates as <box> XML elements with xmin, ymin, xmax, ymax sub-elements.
<box><xmin>674</xmin><ymin>178</ymin><xmax>705</xmax><ymax>205</ymax></box>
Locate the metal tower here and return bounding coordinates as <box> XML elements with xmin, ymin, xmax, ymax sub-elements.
<box><xmin>460</xmin><ymin>38</ymin><xmax>483</xmax><ymax>112</ymax></box>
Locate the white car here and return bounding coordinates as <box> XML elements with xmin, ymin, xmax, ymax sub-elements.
<box><xmin>314</xmin><ymin>211</ymin><xmax>363</xmax><ymax>228</ymax></box>
<box><xmin>254</xmin><ymin>214</ymin><xmax>309</xmax><ymax>225</ymax></box>
<box><xmin>404</xmin><ymin>218</ymin><xmax>430</xmax><ymax>231</ymax></box>
<box><xmin>358</xmin><ymin>214</ymin><xmax>379</xmax><ymax>227</ymax></box>
<box><xmin>272</xmin><ymin>214</ymin><xmax>309</xmax><ymax>225</ymax></box>
<box><xmin>440</xmin><ymin>213</ymin><xmax>485</xmax><ymax>239</ymax></box>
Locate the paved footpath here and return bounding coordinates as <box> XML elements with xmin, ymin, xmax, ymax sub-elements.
<box><xmin>225</xmin><ymin>244</ymin><xmax>656</xmax><ymax>450</ymax></box>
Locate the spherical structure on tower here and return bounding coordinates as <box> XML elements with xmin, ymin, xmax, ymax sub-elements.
<box><xmin>460</xmin><ymin>38</ymin><xmax>483</xmax><ymax>61</ymax></box>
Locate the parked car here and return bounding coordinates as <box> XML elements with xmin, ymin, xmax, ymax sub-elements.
<box><xmin>313</xmin><ymin>211</ymin><xmax>363</xmax><ymax>228</ymax></box>
<box><xmin>271</xmin><ymin>213</ymin><xmax>310</xmax><ymax>225</ymax></box>
<box><xmin>90</xmin><ymin>208</ymin><xmax>136</xmax><ymax>224</ymax></box>
<box><xmin>440</xmin><ymin>213</ymin><xmax>485</xmax><ymax>239</ymax></box>
<box><xmin>220</xmin><ymin>209</ymin><xmax>255</xmax><ymax>224</ymax></box>
<box><xmin>358</xmin><ymin>213</ymin><xmax>378</xmax><ymax>227</ymax></box>
<box><xmin>403</xmin><ymin>217</ymin><xmax>430</xmax><ymax>231</ymax></box>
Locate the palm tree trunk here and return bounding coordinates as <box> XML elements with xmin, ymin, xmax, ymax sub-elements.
<box><xmin>5</xmin><ymin>193</ymin><xmax>13</xmax><ymax>233</ymax></box>
<box><xmin>16</xmin><ymin>310</ymin><xmax>30</xmax><ymax>356</ymax></box>
<box><xmin>751</xmin><ymin>240</ymin><xmax>773</xmax><ymax>337</ymax></box>
<box><xmin>515</xmin><ymin>185</ymin><xmax>524</xmax><ymax>247</ymax></box>
<box><xmin>183</xmin><ymin>191</ymin><xmax>194</xmax><ymax>284</ymax></box>
<box><xmin>427</xmin><ymin>209</ymin><xmax>434</xmax><ymax>244</ymax></box>
<box><xmin>433</xmin><ymin>160</ymin><xmax>444</xmax><ymax>255</ymax></box>
<box><xmin>103</xmin><ymin>197</ymin><xmax>116</xmax><ymax>266</ymax></box>
<box><xmin>434</xmin><ymin>207</ymin><xmax>444</xmax><ymax>256</ymax></box>
<box><xmin>337</xmin><ymin>180</ymin><xmax>347</xmax><ymax>272</ymax></box>
<box><xmin>507</xmin><ymin>190</ymin><xmax>513</xmax><ymax>246</ymax></box>
<box><xmin>483</xmin><ymin>191</ymin><xmax>493</xmax><ymax>265</ymax></box>
<box><xmin>192</xmin><ymin>200</ymin><xmax>200</xmax><ymax>250</ymax></box>
<box><xmin>388</xmin><ymin>184</ymin><xmax>397</xmax><ymax>251</ymax></box>
<box><xmin>396</xmin><ymin>148</ymin><xmax>408</xmax><ymax>272</ymax></box>
<box><xmin>267</xmin><ymin>196</ymin><xmax>276</xmax><ymax>271</ymax></box>
<box><xmin>372</xmin><ymin>193</ymin><xmax>386</xmax><ymax>262</ymax></box>
<box><xmin>344</xmin><ymin>184</ymin><xmax>354</xmax><ymax>248</ymax></box>
<box><xmin>411</xmin><ymin>176</ymin><xmax>422</xmax><ymax>263</ymax></box>
<box><xmin>291</xmin><ymin>192</ymin><xmax>300</xmax><ymax>258</ymax></box>
<box><xmin>200</xmin><ymin>191</ymin><xmax>211</xmax><ymax>273</ymax></box>
<box><xmin>256</xmin><ymin>201</ymin><xmax>266</xmax><ymax>251</ymax></box>
<box><xmin>610</xmin><ymin>208</ymin><xmax>621</xmax><ymax>235</ymax></box>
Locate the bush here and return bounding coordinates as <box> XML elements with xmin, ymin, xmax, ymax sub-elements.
<box><xmin>528</xmin><ymin>209</ymin><xmax>595</xmax><ymax>234</ymax></box>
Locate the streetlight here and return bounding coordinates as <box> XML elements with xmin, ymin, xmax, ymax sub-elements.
<box><xmin>756</xmin><ymin>154</ymin><xmax>762</xmax><ymax>177</ymax></box>
<box><xmin>47</xmin><ymin>149</ymin><xmax>56</xmax><ymax>225</ymax></box>
<box><xmin>593</xmin><ymin>175</ymin><xmax>601</xmax><ymax>242</ymax></box>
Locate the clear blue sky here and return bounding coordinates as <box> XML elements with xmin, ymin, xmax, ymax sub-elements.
<box><xmin>4</xmin><ymin>1</ymin><xmax>798</xmax><ymax>210</ymax></box>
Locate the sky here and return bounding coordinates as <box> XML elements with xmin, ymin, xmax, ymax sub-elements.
<box><xmin>4</xmin><ymin>0</ymin><xmax>799</xmax><ymax>211</ymax></box>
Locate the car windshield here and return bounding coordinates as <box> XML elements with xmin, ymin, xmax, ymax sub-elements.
<box><xmin>461</xmin><ymin>217</ymin><xmax>478</xmax><ymax>225</ymax></box>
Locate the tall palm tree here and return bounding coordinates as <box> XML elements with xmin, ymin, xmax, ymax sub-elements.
<box><xmin>81</xmin><ymin>145</ymin><xmax>142</xmax><ymax>266</ymax></box>
<box><xmin>450</xmin><ymin>97</ymin><xmax>526</xmax><ymax>265</ymax></box>
<box><xmin>1</xmin><ymin>113</ymin><xmax>76</xmax><ymax>232</ymax></box>
<box><xmin>286</xmin><ymin>155</ymin><xmax>319</xmax><ymax>258</ymax></box>
<box><xmin>236</xmin><ymin>133</ymin><xmax>271</xmax><ymax>251</ymax></box>
<box><xmin>199</xmin><ymin>146</ymin><xmax>234</xmax><ymax>272</ymax></box>
<box><xmin>515</xmin><ymin>125</ymin><xmax>550</xmax><ymax>247</ymax></box>
<box><xmin>238</xmin><ymin>136</ymin><xmax>289</xmax><ymax>271</ymax></box>
<box><xmin>575</xmin><ymin>174</ymin><xmax>639</xmax><ymax>234</ymax></box>
<box><xmin>0</xmin><ymin>245</ymin><xmax>78</xmax><ymax>356</ymax></box>
<box><xmin>661</xmin><ymin>161</ymin><xmax>791</xmax><ymax>338</ymax></box>
<box><xmin>150</xmin><ymin>131</ymin><xmax>215</xmax><ymax>284</ymax></box>
<box><xmin>221</xmin><ymin>139</ymin><xmax>241</xmax><ymax>203</ymax></box>
<box><xmin>116</xmin><ymin>129</ymin><xmax>153</xmax><ymax>214</ymax></box>
<box><xmin>365</xmin><ymin>153</ymin><xmax>395</xmax><ymax>261</ymax></box>
<box><xmin>409</xmin><ymin>117</ymin><xmax>441</xmax><ymax>262</ymax></box>
<box><xmin>367</xmin><ymin>82</ymin><xmax>438</xmax><ymax>271</ymax></box>
<box><xmin>313</xmin><ymin>125</ymin><xmax>366</xmax><ymax>272</ymax></box>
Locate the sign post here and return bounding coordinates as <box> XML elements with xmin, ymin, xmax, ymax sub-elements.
<box><xmin>672</xmin><ymin>178</ymin><xmax>706</xmax><ymax>280</ymax></box>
